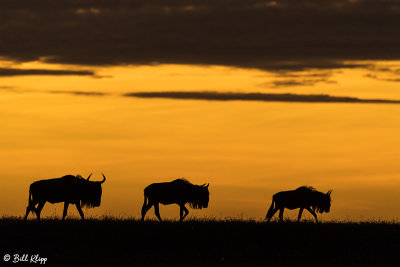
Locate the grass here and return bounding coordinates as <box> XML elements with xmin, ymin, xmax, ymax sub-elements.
<box><xmin>1</xmin><ymin>217</ymin><xmax>400</xmax><ymax>266</ymax></box>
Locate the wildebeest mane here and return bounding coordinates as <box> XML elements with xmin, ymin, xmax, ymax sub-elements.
<box><xmin>67</xmin><ymin>175</ymin><xmax>101</xmax><ymax>208</ymax></box>
<box><xmin>296</xmin><ymin>185</ymin><xmax>330</xmax><ymax>213</ymax></box>
<box><xmin>296</xmin><ymin>185</ymin><xmax>316</xmax><ymax>192</ymax></box>
<box><xmin>174</xmin><ymin>178</ymin><xmax>193</xmax><ymax>185</ymax></box>
<box><xmin>188</xmin><ymin>199</ymin><xmax>204</xmax><ymax>209</ymax></box>
<box><xmin>80</xmin><ymin>199</ymin><xmax>98</xmax><ymax>208</ymax></box>
<box><xmin>188</xmin><ymin>188</ymin><xmax>208</xmax><ymax>210</ymax></box>
<box><xmin>174</xmin><ymin>178</ymin><xmax>208</xmax><ymax>209</ymax></box>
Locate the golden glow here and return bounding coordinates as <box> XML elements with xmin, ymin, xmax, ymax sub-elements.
<box><xmin>2</xmin><ymin>61</ymin><xmax>400</xmax><ymax>221</ymax></box>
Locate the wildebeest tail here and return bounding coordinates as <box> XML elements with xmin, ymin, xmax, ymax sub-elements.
<box><xmin>266</xmin><ymin>196</ymin><xmax>276</xmax><ymax>219</ymax></box>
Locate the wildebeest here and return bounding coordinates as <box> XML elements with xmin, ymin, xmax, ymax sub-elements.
<box><xmin>141</xmin><ymin>178</ymin><xmax>209</xmax><ymax>222</ymax></box>
<box><xmin>265</xmin><ymin>186</ymin><xmax>332</xmax><ymax>223</ymax></box>
<box><xmin>24</xmin><ymin>173</ymin><xmax>106</xmax><ymax>221</ymax></box>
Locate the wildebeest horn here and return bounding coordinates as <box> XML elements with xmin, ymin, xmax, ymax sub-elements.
<box><xmin>203</xmin><ymin>183</ymin><xmax>209</xmax><ymax>188</ymax></box>
<box><xmin>100</xmin><ymin>173</ymin><xmax>106</xmax><ymax>184</ymax></box>
<box><xmin>87</xmin><ymin>173</ymin><xmax>93</xmax><ymax>181</ymax></box>
<box><xmin>327</xmin><ymin>189</ymin><xmax>333</xmax><ymax>195</ymax></box>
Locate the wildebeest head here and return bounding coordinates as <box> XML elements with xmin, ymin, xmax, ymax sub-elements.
<box><xmin>317</xmin><ymin>189</ymin><xmax>332</xmax><ymax>213</ymax></box>
<box><xmin>79</xmin><ymin>173</ymin><xmax>106</xmax><ymax>208</ymax></box>
<box><xmin>189</xmin><ymin>183</ymin><xmax>209</xmax><ymax>209</ymax></box>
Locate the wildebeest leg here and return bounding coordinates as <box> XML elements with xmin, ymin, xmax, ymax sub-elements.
<box><xmin>36</xmin><ymin>201</ymin><xmax>46</xmax><ymax>221</ymax></box>
<box><xmin>179</xmin><ymin>205</ymin><xmax>189</xmax><ymax>222</ymax></box>
<box><xmin>306</xmin><ymin>207</ymin><xmax>318</xmax><ymax>223</ymax></box>
<box><xmin>141</xmin><ymin>202</ymin><xmax>153</xmax><ymax>222</ymax></box>
<box><xmin>24</xmin><ymin>206</ymin><xmax>30</xmax><ymax>221</ymax></box>
<box><xmin>75</xmin><ymin>203</ymin><xmax>85</xmax><ymax>220</ymax></box>
<box><xmin>62</xmin><ymin>203</ymin><xmax>69</xmax><ymax>220</ymax></box>
<box><xmin>297</xmin><ymin>208</ymin><xmax>304</xmax><ymax>222</ymax></box>
<box><xmin>154</xmin><ymin>203</ymin><xmax>162</xmax><ymax>222</ymax></box>
<box><xmin>278</xmin><ymin>208</ymin><xmax>284</xmax><ymax>222</ymax></box>
<box><xmin>24</xmin><ymin>203</ymin><xmax>37</xmax><ymax>221</ymax></box>
<box><xmin>266</xmin><ymin>207</ymin><xmax>279</xmax><ymax>222</ymax></box>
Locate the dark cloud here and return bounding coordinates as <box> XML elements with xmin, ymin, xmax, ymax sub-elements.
<box><xmin>262</xmin><ymin>78</ymin><xmax>337</xmax><ymax>88</ymax></box>
<box><xmin>364</xmin><ymin>74</ymin><xmax>400</xmax><ymax>83</ymax></box>
<box><xmin>124</xmin><ymin>91</ymin><xmax>400</xmax><ymax>104</ymax></box>
<box><xmin>1</xmin><ymin>0</ymin><xmax>400</xmax><ymax>71</ymax></box>
<box><xmin>47</xmin><ymin>90</ymin><xmax>106</xmax><ymax>96</ymax></box>
<box><xmin>269</xmin><ymin>72</ymin><xmax>335</xmax><ymax>78</ymax></box>
<box><xmin>367</xmin><ymin>66</ymin><xmax>400</xmax><ymax>75</ymax></box>
<box><xmin>0</xmin><ymin>88</ymin><xmax>106</xmax><ymax>95</ymax></box>
<box><xmin>0</xmin><ymin>86</ymin><xmax>14</xmax><ymax>90</ymax></box>
<box><xmin>365</xmin><ymin>65</ymin><xmax>400</xmax><ymax>82</ymax></box>
<box><xmin>0</xmin><ymin>68</ymin><xmax>95</xmax><ymax>77</ymax></box>
<box><xmin>257</xmin><ymin>71</ymin><xmax>338</xmax><ymax>87</ymax></box>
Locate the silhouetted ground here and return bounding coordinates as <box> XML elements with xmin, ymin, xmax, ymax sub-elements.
<box><xmin>1</xmin><ymin>217</ymin><xmax>400</xmax><ymax>266</ymax></box>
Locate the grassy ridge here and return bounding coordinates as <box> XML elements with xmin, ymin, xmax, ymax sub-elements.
<box><xmin>1</xmin><ymin>217</ymin><xmax>400</xmax><ymax>266</ymax></box>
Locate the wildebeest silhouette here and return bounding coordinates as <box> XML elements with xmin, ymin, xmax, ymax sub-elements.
<box><xmin>24</xmin><ymin>173</ymin><xmax>106</xmax><ymax>221</ymax></box>
<box><xmin>265</xmin><ymin>186</ymin><xmax>332</xmax><ymax>223</ymax></box>
<box><xmin>141</xmin><ymin>178</ymin><xmax>209</xmax><ymax>222</ymax></box>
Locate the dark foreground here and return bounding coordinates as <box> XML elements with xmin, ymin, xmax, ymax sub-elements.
<box><xmin>1</xmin><ymin>218</ymin><xmax>400</xmax><ymax>266</ymax></box>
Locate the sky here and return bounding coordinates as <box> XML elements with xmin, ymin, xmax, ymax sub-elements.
<box><xmin>2</xmin><ymin>0</ymin><xmax>400</xmax><ymax>221</ymax></box>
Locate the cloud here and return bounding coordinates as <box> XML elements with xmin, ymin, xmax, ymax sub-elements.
<box><xmin>9</xmin><ymin>88</ymin><xmax>400</xmax><ymax>103</ymax></box>
<box><xmin>47</xmin><ymin>90</ymin><xmax>107</xmax><ymax>96</ymax></box>
<box><xmin>0</xmin><ymin>68</ymin><xmax>95</xmax><ymax>77</ymax></box>
<box><xmin>256</xmin><ymin>71</ymin><xmax>339</xmax><ymax>87</ymax></box>
<box><xmin>267</xmin><ymin>72</ymin><xmax>334</xmax><ymax>78</ymax></box>
<box><xmin>364</xmin><ymin>66</ymin><xmax>400</xmax><ymax>82</ymax></box>
<box><xmin>0</xmin><ymin>0</ymin><xmax>399</xmax><ymax>71</ymax></box>
<box><xmin>365</xmin><ymin>74</ymin><xmax>400</xmax><ymax>83</ymax></box>
<box><xmin>261</xmin><ymin>78</ymin><xmax>337</xmax><ymax>88</ymax></box>
<box><xmin>1</xmin><ymin>88</ymin><xmax>106</xmax><ymax>96</ymax></box>
<box><xmin>124</xmin><ymin>91</ymin><xmax>400</xmax><ymax>104</ymax></box>
<box><xmin>0</xmin><ymin>86</ymin><xmax>14</xmax><ymax>90</ymax></box>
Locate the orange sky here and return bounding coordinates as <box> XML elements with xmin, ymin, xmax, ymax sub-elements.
<box><xmin>2</xmin><ymin>60</ymin><xmax>400</xmax><ymax>221</ymax></box>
